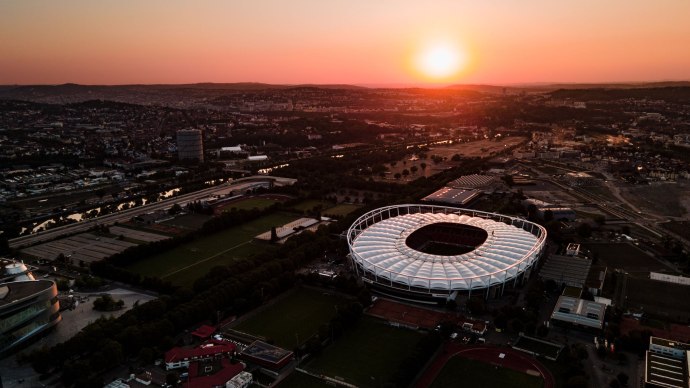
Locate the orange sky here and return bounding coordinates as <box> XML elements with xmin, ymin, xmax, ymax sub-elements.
<box><xmin>1</xmin><ymin>1</ymin><xmax>689</xmax><ymax>85</ymax></box>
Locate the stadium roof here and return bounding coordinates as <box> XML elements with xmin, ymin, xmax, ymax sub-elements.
<box><xmin>350</xmin><ymin>211</ymin><xmax>542</xmax><ymax>290</ymax></box>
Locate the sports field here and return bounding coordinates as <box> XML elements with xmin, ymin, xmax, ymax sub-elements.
<box><xmin>323</xmin><ymin>204</ymin><xmax>361</xmax><ymax>218</ymax></box>
<box><xmin>290</xmin><ymin>199</ymin><xmax>335</xmax><ymax>213</ymax></box>
<box><xmin>431</xmin><ymin>357</ymin><xmax>543</xmax><ymax>388</ymax></box>
<box><xmin>216</xmin><ymin>197</ymin><xmax>280</xmax><ymax>212</ymax></box>
<box><xmin>277</xmin><ymin>372</ymin><xmax>330</xmax><ymax>388</ymax></box>
<box><xmin>624</xmin><ymin>277</ymin><xmax>690</xmax><ymax>321</ymax></box>
<box><xmin>125</xmin><ymin>212</ymin><xmax>298</xmax><ymax>286</ymax></box>
<box><xmin>305</xmin><ymin>316</ymin><xmax>424</xmax><ymax>387</ymax></box>
<box><xmin>584</xmin><ymin>242</ymin><xmax>670</xmax><ymax>276</ymax></box>
<box><xmin>233</xmin><ymin>288</ymin><xmax>350</xmax><ymax>348</ymax></box>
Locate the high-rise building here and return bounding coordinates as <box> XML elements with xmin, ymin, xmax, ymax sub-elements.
<box><xmin>177</xmin><ymin>129</ymin><xmax>204</xmax><ymax>162</ymax></box>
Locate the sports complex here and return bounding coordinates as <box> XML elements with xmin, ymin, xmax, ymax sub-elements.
<box><xmin>347</xmin><ymin>204</ymin><xmax>547</xmax><ymax>302</ymax></box>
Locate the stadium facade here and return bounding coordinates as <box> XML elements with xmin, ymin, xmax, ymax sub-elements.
<box><xmin>347</xmin><ymin>205</ymin><xmax>547</xmax><ymax>302</ymax></box>
<box><xmin>0</xmin><ymin>261</ymin><xmax>61</xmax><ymax>355</ymax></box>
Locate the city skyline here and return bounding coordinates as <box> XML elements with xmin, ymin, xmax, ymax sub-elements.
<box><xmin>2</xmin><ymin>0</ymin><xmax>690</xmax><ymax>85</ymax></box>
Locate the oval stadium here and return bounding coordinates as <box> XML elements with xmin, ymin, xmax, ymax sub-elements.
<box><xmin>347</xmin><ymin>205</ymin><xmax>547</xmax><ymax>303</ymax></box>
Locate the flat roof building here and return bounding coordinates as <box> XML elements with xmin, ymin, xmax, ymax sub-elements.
<box><xmin>421</xmin><ymin>187</ymin><xmax>481</xmax><ymax>206</ymax></box>
<box><xmin>645</xmin><ymin>337</ymin><xmax>689</xmax><ymax>388</ymax></box>
<box><xmin>550</xmin><ymin>295</ymin><xmax>606</xmax><ymax>330</ymax></box>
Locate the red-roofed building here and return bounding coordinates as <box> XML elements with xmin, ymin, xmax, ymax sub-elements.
<box><xmin>165</xmin><ymin>341</ymin><xmax>236</xmax><ymax>370</ymax></box>
<box><xmin>191</xmin><ymin>325</ymin><xmax>216</xmax><ymax>340</ymax></box>
<box><xmin>184</xmin><ymin>359</ymin><xmax>245</xmax><ymax>388</ymax></box>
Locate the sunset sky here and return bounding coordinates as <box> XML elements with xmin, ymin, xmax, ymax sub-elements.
<box><xmin>2</xmin><ymin>0</ymin><xmax>690</xmax><ymax>86</ymax></box>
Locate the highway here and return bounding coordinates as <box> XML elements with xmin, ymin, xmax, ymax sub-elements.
<box><xmin>9</xmin><ymin>176</ymin><xmax>286</xmax><ymax>249</ymax></box>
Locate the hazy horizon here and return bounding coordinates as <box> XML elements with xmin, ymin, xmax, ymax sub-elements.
<box><xmin>2</xmin><ymin>1</ymin><xmax>690</xmax><ymax>85</ymax></box>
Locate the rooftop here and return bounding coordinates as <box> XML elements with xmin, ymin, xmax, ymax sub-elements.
<box><xmin>0</xmin><ymin>279</ymin><xmax>55</xmax><ymax>307</ymax></box>
<box><xmin>645</xmin><ymin>352</ymin><xmax>688</xmax><ymax>388</ymax></box>
<box><xmin>551</xmin><ymin>295</ymin><xmax>606</xmax><ymax>330</ymax></box>
<box><xmin>421</xmin><ymin>187</ymin><xmax>481</xmax><ymax>206</ymax></box>
<box><xmin>350</xmin><ymin>210</ymin><xmax>544</xmax><ymax>290</ymax></box>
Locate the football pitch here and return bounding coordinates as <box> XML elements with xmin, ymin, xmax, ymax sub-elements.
<box><xmin>304</xmin><ymin>316</ymin><xmax>424</xmax><ymax>387</ymax></box>
<box><xmin>431</xmin><ymin>357</ymin><xmax>543</xmax><ymax>388</ymax></box>
<box><xmin>125</xmin><ymin>212</ymin><xmax>298</xmax><ymax>286</ymax></box>
<box><xmin>233</xmin><ymin>288</ymin><xmax>351</xmax><ymax>349</ymax></box>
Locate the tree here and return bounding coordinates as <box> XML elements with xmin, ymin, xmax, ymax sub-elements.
<box><xmin>410</xmin><ymin>165</ymin><xmax>418</xmax><ymax>174</ymax></box>
<box><xmin>577</xmin><ymin>223</ymin><xmax>592</xmax><ymax>238</ymax></box>
<box><xmin>617</xmin><ymin>372</ymin><xmax>629</xmax><ymax>387</ymax></box>
<box><xmin>166</xmin><ymin>372</ymin><xmax>179</xmax><ymax>387</ymax></box>
<box><xmin>420</xmin><ymin>162</ymin><xmax>427</xmax><ymax>170</ymax></box>
<box><xmin>168</xmin><ymin>203</ymin><xmax>182</xmax><ymax>215</ymax></box>
<box><xmin>93</xmin><ymin>294</ymin><xmax>125</xmax><ymax>311</ymax></box>
<box><xmin>402</xmin><ymin>169</ymin><xmax>410</xmax><ymax>177</ymax></box>
<box><xmin>451</xmin><ymin>153</ymin><xmax>461</xmax><ymax>162</ymax></box>
<box><xmin>565</xmin><ymin>376</ymin><xmax>588</xmax><ymax>388</ymax></box>
<box><xmin>394</xmin><ymin>173</ymin><xmax>401</xmax><ymax>180</ymax></box>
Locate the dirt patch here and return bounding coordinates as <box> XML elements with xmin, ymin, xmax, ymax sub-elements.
<box><xmin>619</xmin><ymin>182</ymin><xmax>690</xmax><ymax>218</ymax></box>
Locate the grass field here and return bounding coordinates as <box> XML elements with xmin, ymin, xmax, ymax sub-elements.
<box><xmin>661</xmin><ymin>221</ymin><xmax>690</xmax><ymax>241</ymax></box>
<box><xmin>584</xmin><ymin>242</ymin><xmax>670</xmax><ymax>275</ymax></box>
<box><xmin>160</xmin><ymin>213</ymin><xmax>212</xmax><ymax>230</ymax></box>
<box><xmin>624</xmin><ymin>277</ymin><xmax>690</xmax><ymax>322</ymax></box>
<box><xmin>322</xmin><ymin>204</ymin><xmax>361</xmax><ymax>218</ymax></box>
<box><xmin>125</xmin><ymin>212</ymin><xmax>298</xmax><ymax>286</ymax></box>
<box><xmin>290</xmin><ymin>199</ymin><xmax>335</xmax><ymax>213</ymax></box>
<box><xmin>304</xmin><ymin>316</ymin><xmax>424</xmax><ymax>387</ymax></box>
<box><xmin>233</xmin><ymin>288</ymin><xmax>350</xmax><ymax>349</ymax></box>
<box><xmin>431</xmin><ymin>357</ymin><xmax>543</xmax><ymax>388</ymax></box>
<box><xmin>620</xmin><ymin>182</ymin><xmax>690</xmax><ymax>218</ymax></box>
<box><xmin>277</xmin><ymin>372</ymin><xmax>330</xmax><ymax>388</ymax></box>
<box><xmin>216</xmin><ymin>197</ymin><xmax>279</xmax><ymax>212</ymax></box>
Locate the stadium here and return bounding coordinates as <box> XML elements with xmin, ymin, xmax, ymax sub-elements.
<box><xmin>347</xmin><ymin>205</ymin><xmax>547</xmax><ymax>302</ymax></box>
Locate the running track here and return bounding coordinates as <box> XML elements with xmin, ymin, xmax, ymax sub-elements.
<box><xmin>415</xmin><ymin>343</ymin><xmax>555</xmax><ymax>388</ymax></box>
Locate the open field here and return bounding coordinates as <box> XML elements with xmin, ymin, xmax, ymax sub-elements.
<box><xmin>376</xmin><ymin>137</ymin><xmax>527</xmax><ymax>183</ymax></box>
<box><xmin>160</xmin><ymin>213</ymin><xmax>212</xmax><ymax>230</ymax></box>
<box><xmin>216</xmin><ymin>197</ymin><xmax>280</xmax><ymax>213</ymax></box>
<box><xmin>431</xmin><ymin>357</ymin><xmax>544</xmax><ymax>388</ymax></box>
<box><xmin>233</xmin><ymin>288</ymin><xmax>351</xmax><ymax>348</ymax></box>
<box><xmin>427</xmin><ymin>137</ymin><xmax>527</xmax><ymax>159</ymax></box>
<box><xmin>584</xmin><ymin>242</ymin><xmax>671</xmax><ymax>276</ymax></box>
<box><xmin>304</xmin><ymin>316</ymin><xmax>424</xmax><ymax>387</ymax></box>
<box><xmin>289</xmin><ymin>199</ymin><xmax>335</xmax><ymax>213</ymax></box>
<box><xmin>322</xmin><ymin>204</ymin><xmax>361</xmax><ymax>218</ymax></box>
<box><xmin>277</xmin><ymin>372</ymin><xmax>330</xmax><ymax>388</ymax></box>
<box><xmin>624</xmin><ymin>277</ymin><xmax>690</xmax><ymax>322</ymax></box>
<box><xmin>125</xmin><ymin>212</ymin><xmax>298</xmax><ymax>286</ymax></box>
<box><xmin>661</xmin><ymin>220</ymin><xmax>690</xmax><ymax>241</ymax></box>
<box><xmin>620</xmin><ymin>182</ymin><xmax>690</xmax><ymax>218</ymax></box>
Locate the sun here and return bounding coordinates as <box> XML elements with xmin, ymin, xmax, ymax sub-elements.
<box><xmin>415</xmin><ymin>41</ymin><xmax>467</xmax><ymax>80</ymax></box>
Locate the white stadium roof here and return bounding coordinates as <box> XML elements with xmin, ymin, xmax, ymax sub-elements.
<box><xmin>349</xmin><ymin>207</ymin><xmax>545</xmax><ymax>291</ymax></box>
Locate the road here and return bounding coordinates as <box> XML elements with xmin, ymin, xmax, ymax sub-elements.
<box><xmin>9</xmin><ymin>176</ymin><xmax>285</xmax><ymax>249</ymax></box>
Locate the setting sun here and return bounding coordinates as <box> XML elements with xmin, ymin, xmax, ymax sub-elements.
<box><xmin>416</xmin><ymin>41</ymin><xmax>467</xmax><ymax>80</ymax></box>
